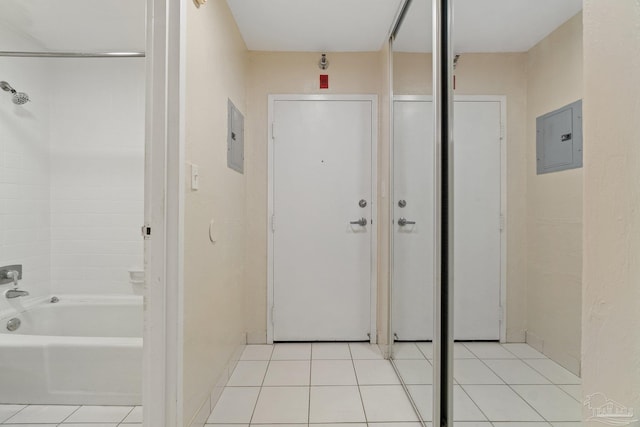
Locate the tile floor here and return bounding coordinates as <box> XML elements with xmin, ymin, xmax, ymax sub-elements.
<box><xmin>0</xmin><ymin>404</ymin><xmax>141</xmax><ymax>426</ymax></box>
<box><xmin>0</xmin><ymin>342</ymin><xmax>583</xmax><ymax>427</ymax></box>
<box><xmin>209</xmin><ymin>342</ymin><xmax>583</xmax><ymax>427</ymax></box>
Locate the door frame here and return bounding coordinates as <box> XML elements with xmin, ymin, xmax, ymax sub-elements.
<box><xmin>392</xmin><ymin>95</ymin><xmax>508</xmax><ymax>342</ymax></box>
<box><xmin>266</xmin><ymin>94</ymin><xmax>379</xmax><ymax>344</ymax></box>
<box><xmin>143</xmin><ymin>0</ymin><xmax>185</xmax><ymax>425</ymax></box>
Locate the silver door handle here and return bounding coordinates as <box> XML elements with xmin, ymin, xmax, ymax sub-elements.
<box><xmin>398</xmin><ymin>217</ymin><xmax>416</xmax><ymax>226</ymax></box>
<box><xmin>350</xmin><ymin>217</ymin><xmax>368</xmax><ymax>226</ymax></box>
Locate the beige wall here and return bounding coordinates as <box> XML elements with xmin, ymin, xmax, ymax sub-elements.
<box><xmin>525</xmin><ymin>13</ymin><xmax>583</xmax><ymax>374</ymax></box>
<box><xmin>583</xmin><ymin>0</ymin><xmax>640</xmax><ymax>422</ymax></box>
<box><xmin>183</xmin><ymin>1</ymin><xmax>248</xmax><ymax>425</ymax></box>
<box><xmin>244</xmin><ymin>51</ymin><xmax>387</xmax><ymax>343</ymax></box>
<box><xmin>394</xmin><ymin>52</ymin><xmax>529</xmax><ymax>342</ymax></box>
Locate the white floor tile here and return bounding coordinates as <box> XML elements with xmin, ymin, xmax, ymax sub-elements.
<box><xmin>312</xmin><ymin>424</ymin><xmax>367</xmax><ymax>427</ymax></box>
<box><xmin>454</xmin><ymin>423</ymin><xmax>493</xmax><ymax>427</ymax></box>
<box><xmin>406</xmin><ymin>385</ymin><xmax>433</xmax><ymax>421</ymax></box>
<box><xmin>122</xmin><ymin>406</ymin><xmax>143</xmax><ymax>423</ymax></box>
<box><xmin>311</xmin><ymin>360</ymin><xmax>357</xmax><ymax>385</ymax></box>
<box><xmin>394</xmin><ymin>359</ymin><xmax>433</xmax><ymax>384</ymax></box>
<box><xmin>492</xmin><ymin>423</ymin><xmax>552</xmax><ymax>427</ymax></box>
<box><xmin>360</xmin><ymin>385</ymin><xmax>420</xmax><ymax>422</ymax></box>
<box><xmin>393</xmin><ymin>343</ymin><xmax>426</xmax><ymax>359</ymax></box>
<box><xmin>263</xmin><ymin>360</ymin><xmax>310</xmax><ymax>386</ymax></box>
<box><xmin>455</xmin><ymin>343</ymin><xmax>478</xmax><ymax>359</ymax></box>
<box><xmin>271</xmin><ymin>343</ymin><xmax>311</xmax><ymax>360</ymax></box>
<box><xmin>0</xmin><ymin>405</ymin><xmax>26</xmax><ymax>423</ymax></box>
<box><xmin>207</xmin><ymin>387</ymin><xmax>260</xmax><ymax>424</ymax></box>
<box><xmin>367</xmin><ymin>423</ymin><xmax>423</xmax><ymax>427</ymax></box>
<box><xmin>228</xmin><ymin>361</ymin><xmax>269</xmax><ymax>386</ymax></box>
<box><xmin>4</xmin><ymin>405</ymin><xmax>79</xmax><ymax>424</ymax></box>
<box><xmin>350</xmin><ymin>343</ymin><xmax>384</xmax><ymax>359</ymax></box>
<box><xmin>464</xmin><ymin>343</ymin><xmax>518</xmax><ymax>359</ymax></box>
<box><xmin>354</xmin><ymin>360</ymin><xmax>401</xmax><ymax>385</ymax></box>
<box><xmin>462</xmin><ymin>385</ymin><xmax>544</xmax><ymax>421</ymax></box>
<box><xmin>251</xmin><ymin>387</ymin><xmax>309</xmax><ymax>424</ymax></box>
<box><xmin>524</xmin><ymin>360</ymin><xmax>581</xmax><ymax>385</ymax></box>
<box><xmin>3</xmin><ymin>424</ymin><xmax>65</xmax><ymax>427</ymax></box>
<box><xmin>417</xmin><ymin>342</ymin><xmax>433</xmax><ymax>359</ymax></box>
<box><xmin>207</xmin><ymin>424</ymin><xmax>249</xmax><ymax>427</ymax></box>
<box><xmin>558</xmin><ymin>385</ymin><xmax>582</xmax><ymax>402</ymax></box>
<box><xmin>501</xmin><ymin>343</ymin><xmax>547</xmax><ymax>359</ymax></box>
<box><xmin>454</xmin><ymin>386</ymin><xmax>487</xmax><ymax>421</ymax></box>
<box><xmin>59</xmin><ymin>424</ymin><xmax>118</xmax><ymax>427</ymax></box>
<box><xmin>64</xmin><ymin>406</ymin><xmax>132</xmax><ymax>423</ymax></box>
<box><xmin>249</xmin><ymin>424</ymin><xmax>305</xmax><ymax>427</ymax></box>
<box><xmin>241</xmin><ymin>345</ymin><xmax>274</xmax><ymax>361</ymax></box>
<box><xmin>512</xmin><ymin>385</ymin><xmax>582</xmax><ymax>422</ymax></box>
<box><xmin>309</xmin><ymin>386</ymin><xmax>366</xmax><ymax>423</ymax></box>
<box><xmin>484</xmin><ymin>359</ymin><xmax>552</xmax><ymax>384</ymax></box>
<box><xmin>120</xmin><ymin>424</ymin><xmax>142</xmax><ymax>427</ymax></box>
<box><xmin>550</xmin><ymin>423</ymin><xmax>583</xmax><ymax>427</ymax></box>
<box><xmin>312</xmin><ymin>343</ymin><xmax>352</xmax><ymax>359</ymax></box>
<box><xmin>454</xmin><ymin>359</ymin><xmax>504</xmax><ymax>384</ymax></box>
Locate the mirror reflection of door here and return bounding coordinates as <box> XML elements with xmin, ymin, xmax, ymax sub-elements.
<box><xmin>392</xmin><ymin>97</ymin><xmax>503</xmax><ymax>342</ymax></box>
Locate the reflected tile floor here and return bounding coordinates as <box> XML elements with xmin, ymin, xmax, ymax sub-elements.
<box><xmin>0</xmin><ymin>404</ymin><xmax>142</xmax><ymax>426</ymax></box>
<box><xmin>208</xmin><ymin>342</ymin><xmax>583</xmax><ymax>427</ymax></box>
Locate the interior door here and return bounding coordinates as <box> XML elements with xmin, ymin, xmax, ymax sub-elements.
<box><xmin>393</xmin><ymin>99</ymin><xmax>502</xmax><ymax>341</ymax></box>
<box><xmin>272</xmin><ymin>98</ymin><xmax>374</xmax><ymax>342</ymax></box>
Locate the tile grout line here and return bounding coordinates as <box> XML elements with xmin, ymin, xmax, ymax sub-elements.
<box><xmin>308</xmin><ymin>344</ymin><xmax>313</xmax><ymax>425</ymax></box>
<box><xmin>246</xmin><ymin>344</ymin><xmax>275</xmax><ymax>426</ymax></box>
<box><xmin>0</xmin><ymin>403</ymin><xmax>29</xmax><ymax>424</ymax></box>
<box><xmin>470</xmin><ymin>347</ymin><xmax>558</xmax><ymax>424</ymax></box>
<box><xmin>349</xmin><ymin>343</ymin><xmax>370</xmax><ymax>426</ymax></box>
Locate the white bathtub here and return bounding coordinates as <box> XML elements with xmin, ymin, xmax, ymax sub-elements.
<box><xmin>0</xmin><ymin>295</ymin><xmax>142</xmax><ymax>405</ymax></box>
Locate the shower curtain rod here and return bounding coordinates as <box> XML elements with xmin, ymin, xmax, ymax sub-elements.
<box><xmin>0</xmin><ymin>51</ymin><xmax>145</xmax><ymax>58</ymax></box>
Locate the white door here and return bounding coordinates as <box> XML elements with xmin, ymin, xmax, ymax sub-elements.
<box><xmin>271</xmin><ymin>98</ymin><xmax>375</xmax><ymax>342</ymax></box>
<box><xmin>393</xmin><ymin>99</ymin><xmax>502</xmax><ymax>341</ymax></box>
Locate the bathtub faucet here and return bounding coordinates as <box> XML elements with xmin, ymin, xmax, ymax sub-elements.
<box><xmin>5</xmin><ymin>288</ymin><xmax>29</xmax><ymax>299</ymax></box>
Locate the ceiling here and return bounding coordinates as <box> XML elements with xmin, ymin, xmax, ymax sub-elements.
<box><xmin>226</xmin><ymin>0</ymin><xmax>404</xmax><ymax>52</ymax></box>
<box><xmin>227</xmin><ymin>0</ymin><xmax>582</xmax><ymax>53</ymax></box>
<box><xmin>0</xmin><ymin>0</ymin><xmax>145</xmax><ymax>52</ymax></box>
<box><xmin>395</xmin><ymin>0</ymin><xmax>583</xmax><ymax>53</ymax></box>
<box><xmin>0</xmin><ymin>0</ymin><xmax>582</xmax><ymax>54</ymax></box>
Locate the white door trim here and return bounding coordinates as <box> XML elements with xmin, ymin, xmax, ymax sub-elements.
<box><xmin>392</xmin><ymin>95</ymin><xmax>508</xmax><ymax>343</ymax></box>
<box><xmin>143</xmin><ymin>0</ymin><xmax>185</xmax><ymax>425</ymax></box>
<box><xmin>267</xmin><ymin>94</ymin><xmax>379</xmax><ymax>344</ymax></box>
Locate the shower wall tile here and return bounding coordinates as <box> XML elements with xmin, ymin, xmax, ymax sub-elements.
<box><xmin>48</xmin><ymin>59</ymin><xmax>145</xmax><ymax>296</ymax></box>
<box><xmin>0</xmin><ymin>55</ymin><xmax>52</xmax><ymax>316</ymax></box>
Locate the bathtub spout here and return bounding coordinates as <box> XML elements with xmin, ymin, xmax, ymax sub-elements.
<box><xmin>5</xmin><ymin>289</ymin><xmax>29</xmax><ymax>299</ymax></box>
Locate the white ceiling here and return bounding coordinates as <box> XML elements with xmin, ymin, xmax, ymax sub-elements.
<box><xmin>0</xmin><ymin>0</ymin><xmax>582</xmax><ymax>54</ymax></box>
<box><xmin>0</xmin><ymin>0</ymin><xmax>145</xmax><ymax>52</ymax></box>
<box><xmin>395</xmin><ymin>0</ymin><xmax>583</xmax><ymax>53</ymax></box>
<box><xmin>226</xmin><ymin>0</ymin><xmax>404</xmax><ymax>52</ymax></box>
<box><xmin>227</xmin><ymin>0</ymin><xmax>582</xmax><ymax>53</ymax></box>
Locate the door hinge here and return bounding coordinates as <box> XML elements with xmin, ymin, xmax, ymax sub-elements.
<box><xmin>141</xmin><ymin>224</ymin><xmax>152</xmax><ymax>239</ymax></box>
<box><xmin>499</xmin><ymin>214</ymin><xmax>505</xmax><ymax>231</ymax></box>
<box><xmin>271</xmin><ymin>214</ymin><xmax>276</xmax><ymax>232</ymax></box>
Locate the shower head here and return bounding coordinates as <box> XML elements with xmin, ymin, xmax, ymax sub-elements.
<box><xmin>0</xmin><ymin>81</ymin><xmax>30</xmax><ymax>105</ymax></box>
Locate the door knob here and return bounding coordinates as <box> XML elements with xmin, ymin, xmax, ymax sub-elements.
<box><xmin>350</xmin><ymin>217</ymin><xmax>368</xmax><ymax>226</ymax></box>
<box><xmin>398</xmin><ymin>217</ymin><xmax>416</xmax><ymax>227</ymax></box>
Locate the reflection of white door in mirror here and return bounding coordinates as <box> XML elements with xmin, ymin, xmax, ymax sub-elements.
<box><xmin>393</xmin><ymin>97</ymin><xmax>503</xmax><ymax>341</ymax></box>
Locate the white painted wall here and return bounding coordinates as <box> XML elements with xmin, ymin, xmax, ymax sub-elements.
<box><xmin>48</xmin><ymin>59</ymin><xmax>145</xmax><ymax>296</ymax></box>
<box><xmin>583</xmin><ymin>1</ymin><xmax>640</xmax><ymax>423</ymax></box>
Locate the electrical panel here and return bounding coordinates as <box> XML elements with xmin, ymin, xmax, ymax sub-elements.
<box><xmin>227</xmin><ymin>99</ymin><xmax>244</xmax><ymax>174</ymax></box>
<box><xmin>536</xmin><ymin>99</ymin><xmax>583</xmax><ymax>174</ymax></box>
